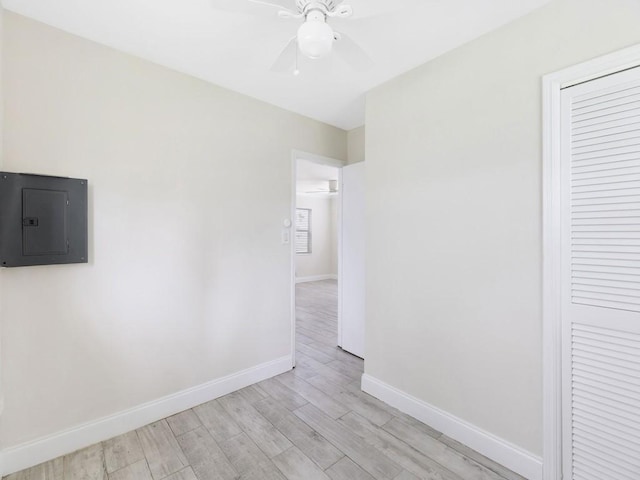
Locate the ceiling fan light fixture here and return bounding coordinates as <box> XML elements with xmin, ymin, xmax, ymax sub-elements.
<box><xmin>297</xmin><ymin>13</ymin><xmax>334</xmax><ymax>59</ymax></box>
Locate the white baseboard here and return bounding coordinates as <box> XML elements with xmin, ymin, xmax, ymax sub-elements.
<box><xmin>361</xmin><ymin>374</ymin><xmax>543</xmax><ymax>480</ymax></box>
<box><xmin>0</xmin><ymin>355</ymin><xmax>293</xmax><ymax>477</ymax></box>
<box><xmin>295</xmin><ymin>274</ymin><xmax>338</xmax><ymax>284</ymax></box>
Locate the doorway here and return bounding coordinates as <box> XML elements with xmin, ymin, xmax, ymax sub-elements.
<box><xmin>290</xmin><ymin>151</ymin><xmax>366</xmax><ymax>370</ymax></box>
<box><xmin>295</xmin><ymin>157</ymin><xmax>341</xmax><ymax>365</ymax></box>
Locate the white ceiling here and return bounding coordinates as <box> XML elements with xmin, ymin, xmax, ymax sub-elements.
<box><xmin>297</xmin><ymin>159</ymin><xmax>339</xmax><ymax>194</ymax></box>
<box><xmin>2</xmin><ymin>0</ymin><xmax>551</xmax><ymax>130</ymax></box>
<box><xmin>297</xmin><ymin>159</ymin><xmax>339</xmax><ymax>182</ymax></box>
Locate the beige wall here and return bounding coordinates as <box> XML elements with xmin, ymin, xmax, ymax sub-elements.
<box><xmin>329</xmin><ymin>196</ymin><xmax>338</xmax><ymax>274</ymax></box>
<box><xmin>0</xmin><ymin>12</ymin><xmax>346</xmax><ymax>448</ymax></box>
<box><xmin>347</xmin><ymin>126</ymin><xmax>365</xmax><ymax>164</ymax></box>
<box><xmin>295</xmin><ymin>195</ymin><xmax>338</xmax><ymax>279</ymax></box>
<box><xmin>0</xmin><ymin>4</ymin><xmax>4</xmax><ymax>422</ymax></box>
<box><xmin>365</xmin><ymin>0</ymin><xmax>640</xmax><ymax>456</ymax></box>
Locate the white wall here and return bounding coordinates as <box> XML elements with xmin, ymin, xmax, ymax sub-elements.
<box><xmin>0</xmin><ymin>11</ymin><xmax>346</xmax><ymax>451</ymax></box>
<box><xmin>295</xmin><ymin>194</ymin><xmax>338</xmax><ymax>279</ymax></box>
<box><xmin>347</xmin><ymin>126</ymin><xmax>365</xmax><ymax>165</ymax></box>
<box><xmin>365</xmin><ymin>0</ymin><xmax>640</xmax><ymax>459</ymax></box>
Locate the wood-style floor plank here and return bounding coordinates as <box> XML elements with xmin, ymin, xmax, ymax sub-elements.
<box><xmin>341</xmin><ymin>383</ymin><xmax>419</xmax><ymax>429</ymax></box>
<box><xmin>137</xmin><ymin>420</ymin><xmax>188</xmax><ymax>480</ymax></box>
<box><xmin>167</xmin><ymin>410</ymin><xmax>203</xmax><ymax>437</ymax></box>
<box><xmin>291</xmin><ymin>362</ymin><xmax>320</xmax><ymax>380</ymax></box>
<box><xmin>382</xmin><ymin>413</ymin><xmax>442</xmax><ymax>440</ymax></box>
<box><xmin>162</xmin><ymin>468</ymin><xmax>199</xmax><ymax>480</ymax></box>
<box><xmin>254</xmin><ymin>397</ymin><xmax>344</xmax><ymax>470</ymax></box>
<box><xmin>103</xmin><ymin>431</ymin><xmax>145</xmax><ymax>474</ymax></box>
<box><xmin>296</xmin><ymin>332</ymin><xmax>316</xmax><ymax>345</ymax></box>
<box><xmin>256</xmin><ymin>377</ymin><xmax>309</xmax><ymax>412</ymax></box>
<box><xmin>276</xmin><ymin>373</ymin><xmax>349</xmax><ymax>420</ymax></box>
<box><xmin>236</xmin><ymin>385</ymin><xmax>269</xmax><ymax>405</ymax></box>
<box><xmin>297</xmin><ymin>343</ymin><xmax>335</xmax><ymax>365</ymax></box>
<box><xmin>219</xmin><ymin>433</ymin><xmax>269</xmax><ymax>476</ymax></box>
<box><xmin>382</xmin><ymin>418</ymin><xmax>505</xmax><ymax>480</ymax></box>
<box><xmin>307</xmin><ymin>342</ymin><xmax>345</xmax><ymax>362</ymax></box>
<box><xmin>193</xmin><ymin>399</ymin><xmax>243</xmax><ymax>443</ymax></box>
<box><xmin>438</xmin><ymin>436</ymin><xmax>527</xmax><ymax>480</ymax></box>
<box><xmin>218</xmin><ymin>392</ymin><xmax>293</xmax><ymax>458</ymax></box>
<box><xmin>325</xmin><ymin>358</ymin><xmax>363</xmax><ymax>381</ymax></box>
<box><xmin>272</xmin><ymin>447</ymin><xmax>331</xmax><ymax>480</ymax></box>
<box><xmin>63</xmin><ymin>444</ymin><xmax>107</xmax><ymax>480</ymax></box>
<box><xmin>4</xmin><ymin>458</ymin><xmax>63</xmax><ymax>480</ymax></box>
<box><xmin>219</xmin><ymin>433</ymin><xmax>286</xmax><ymax>480</ymax></box>
<box><xmin>339</xmin><ymin>412</ymin><xmax>461</xmax><ymax>480</ymax></box>
<box><xmin>295</xmin><ymin>351</ymin><xmax>327</xmax><ymax>374</ymax></box>
<box><xmin>296</xmin><ymin>325</ymin><xmax>335</xmax><ymax>344</ymax></box>
<box><xmin>294</xmin><ymin>404</ymin><xmax>403</xmax><ymax>480</ymax></box>
<box><xmin>334</xmin><ymin>351</ymin><xmax>365</xmax><ymax>371</ymax></box>
<box><xmin>176</xmin><ymin>427</ymin><xmax>238</xmax><ymax>480</ymax></box>
<box><xmin>393</xmin><ymin>471</ymin><xmax>420</xmax><ymax>480</ymax></box>
<box><xmin>325</xmin><ymin>457</ymin><xmax>375</xmax><ymax>480</ymax></box>
<box><xmin>40</xmin><ymin>459</ymin><xmax>64</xmax><ymax>480</ymax></box>
<box><xmin>301</xmin><ymin>358</ymin><xmax>354</xmax><ymax>387</ymax></box>
<box><xmin>306</xmin><ymin>374</ymin><xmax>392</xmax><ymax>427</ymax></box>
<box><xmin>107</xmin><ymin>460</ymin><xmax>153</xmax><ymax>480</ymax></box>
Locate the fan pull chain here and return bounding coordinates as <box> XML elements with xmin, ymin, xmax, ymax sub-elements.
<box><xmin>294</xmin><ymin>39</ymin><xmax>300</xmax><ymax>76</ymax></box>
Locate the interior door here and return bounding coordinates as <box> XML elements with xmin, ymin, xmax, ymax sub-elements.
<box><xmin>561</xmin><ymin>67</ymin><xmax>640</xmax><ymax>479</ymax></box>
<box><xmin>340</xmin><ymin>162</ymin><xmax>366</xmax><ymax>358</ymax></box>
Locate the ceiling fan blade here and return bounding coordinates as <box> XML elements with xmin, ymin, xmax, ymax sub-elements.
<box><xmin>210</xmin><ymin>0</ymin><xmax>298</xmax><ymax>17</ymax></box>
<box><xmin>247</xmin><ymin>0</ymin><xmax>298</xmax><ymax>9</ymax></box>
<box><xmin>333</xmin><ymin>32</ymin><xmax>373</xmax><ymax>71</ymax></box>
<box><xmin>270</xmin><ymin>37</ymin><xmax>298</xmax><ymax>73</ymax></box>
<box><xmin>340</xmin><ymin>0</ymin><xmax>427</xmax><ymax>20</ymax></box>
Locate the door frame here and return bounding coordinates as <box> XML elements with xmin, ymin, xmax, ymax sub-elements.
<box><xmin>542</xmin><ymin>43</ymin><xmax>640</xmax><ymax>480</ymax></box>
<box><xmin>290</xmin><ymin>150</ymin><xmax>345</xmax><ymax>367</ymax></box>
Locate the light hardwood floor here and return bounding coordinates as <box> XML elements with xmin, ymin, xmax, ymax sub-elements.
<box><xmin>4</xmin><ymin>280</ymin><xmax>525</xmax><ymax>480</ymax></box>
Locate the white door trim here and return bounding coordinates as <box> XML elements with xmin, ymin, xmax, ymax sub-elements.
<box><xmin>542</xmin><ymin>43</ymin><xmax>640</xmax><ymax>480</ymax></box>
<box><xmin>290</xmin><ymin>150</ymin><xmax>345</xmax><ymax>367</ymax></box>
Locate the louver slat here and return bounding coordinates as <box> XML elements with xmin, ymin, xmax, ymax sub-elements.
<box><xmin>573</xmin><ymin>117</ymin><xmax>640</xmax><ymax>138</ymax></box>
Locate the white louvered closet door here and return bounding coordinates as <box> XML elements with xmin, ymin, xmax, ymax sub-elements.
<box><xmin>561</xmin><ymin>67</ymin><xmax>640</xmax><ymax>480</ymax></box>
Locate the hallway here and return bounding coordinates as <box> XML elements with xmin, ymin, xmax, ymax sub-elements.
<box><xmin>290</xmin><ymin>280</ymin><xmax>525</xmax><ymax>480</ymax></box>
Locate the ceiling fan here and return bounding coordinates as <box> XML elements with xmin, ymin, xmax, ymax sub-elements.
<box><xmin>210</xmin><ymin>0</ymin><xmax>374</xmax><ymax>73</ymax></box>
<box><xmin>299</xmin><ymin>179</ymin><xmax>339</xmax><ymax>195</ymax></box>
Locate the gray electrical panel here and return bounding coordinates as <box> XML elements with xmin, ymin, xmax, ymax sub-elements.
<box><xmin>0</xmin><ymin>172</ymin><xmax>88</xmax><ymax>267</ymax></box>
